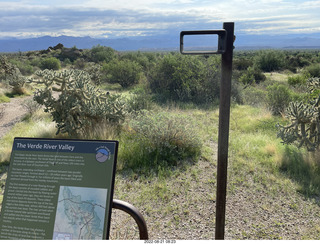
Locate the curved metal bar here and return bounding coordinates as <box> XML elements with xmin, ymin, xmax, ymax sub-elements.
<box><xmin>112</xmin><ymin>199</ymin><xmax>149</xmax><ymax>240</ymax></box>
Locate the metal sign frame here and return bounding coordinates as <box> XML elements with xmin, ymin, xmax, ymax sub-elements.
<box><xmin>180</xmin><ymin>22</ymin><xmax>234</xmax><ymax>240</ymax></box>
<box><xmin>180</xmin><ymin>30</ymin><xmax>227</xmax><ymax>55</ymax></box>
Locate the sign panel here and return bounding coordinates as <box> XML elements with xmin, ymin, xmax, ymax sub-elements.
<box><xmin>0</xmin><ymin>137</ymin><xmax>118</xmax><ymax>240</ymax></box>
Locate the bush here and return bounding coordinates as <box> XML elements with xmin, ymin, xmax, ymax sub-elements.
<box><xmin>120</xmin><ymin>112</ymin><xmax>202</xmax><ymax>169</ymax></box>
<box><xmin>303</xmin><ymin>63</ymin><xmax>320</xmax><ymax>78</ymax></box>
<box><xmin>90</xmin><ymin>45</ymin><xmax>115</xmax><ymax>63</ymax></box>
<box><xmin>58</xmin><ymin>47</ymin><xmax>83</xmax><ymax>62</ymax></box>
<box><xmin>10</xmin><ymin>59</ymin><xmax>34</xmax><ymax>75</ymax></box>
<box><xmin>149</xmin><ymin>54</ymin><xmax>220</xmax><ymax>104</ymax></box>
<box><xmin>241</xmin><ymin>86</ymin><xmax>267</xmax><ymax>107</ymax></box>
<box><xmin>233</xmin><ymin>57</ymin><xmax>253</xmax><ymax>71</ymax></box>
<box><xmin>239</xmin><ymin>66</ymin><xmax>266</xmax><ymax>85</ymax></box>
<box><xmin>22</xmin><ymin>98</ymin><xmax>42</xmax><ymax>116</ymax></box>
<box><xmin>266</xmin><ymin>83</ymin><xmax>292</xmax><ymax>116</ymax></box>
<box><xmin>40</xmin><ymin>57</ymin><xmax>61</xmax><ymax>70</ymax></box>
<box><xmin>103</xmin><ymin>59</ymin><xmax>142</xmax><ymax>88</ymax></box>
<box><xmin>255</xmin><ymin>50</ymin><xmax>284</xmax><ymax>72</ymax></box>
<box><xmin>0</xmin><ymin>94</ymin><xmax>10</xmax><ymax>103</ymax></box>
<box><xmin>287</xmin><ymin>74</ymin><xmax>307</xmax><ymax>86</ymax></box>
<box><xmin>126</xmin><ymin>87</ymin><xmax>154</xmax><ymax>115</ymax></box>
<box><xmin>73</xmin><ymin>58</ymin><xmax>86</xmax><ymax>69</ymax></box>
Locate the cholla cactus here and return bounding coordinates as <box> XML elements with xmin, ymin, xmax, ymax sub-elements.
<box><xmin>277</xmin><ymin>78</ymin><xmax>320</xmax><ymax>151</ymax></box>
<box><xmin>31</xmin><ymin>69</ymin><xmax>125</xmax><ymax>136</ymax></box>
<box><xmin>0</xmin><ymin>56</ymin><xmax>15</xmax><ymax>78</ymax></box>
<box><xmin>0</xmin><ymin>56</ymin><xmax>26</xmax><ymax>93</ymax></box>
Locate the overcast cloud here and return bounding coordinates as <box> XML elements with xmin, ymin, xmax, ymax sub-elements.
<box><xmin>0</xmin><ymin>0</ymin><xmax>320</xmax><ymax>39</ymax></box>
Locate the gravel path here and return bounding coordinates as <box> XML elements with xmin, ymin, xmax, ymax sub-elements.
<box><xmin>0</xmin><ymin>96</ymin><xmax>30</xmax><ymax>138</ymax></box>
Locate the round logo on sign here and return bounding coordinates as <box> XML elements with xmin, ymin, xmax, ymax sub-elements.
<box><xmin>95</xmin><ymin>147</ymin><xmax>110</xmax><ymax>163</ymax></box>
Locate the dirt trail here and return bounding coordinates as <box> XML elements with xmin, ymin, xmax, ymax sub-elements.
<box><xmin>0</xmin><ymin>96</ymin><xmax>30</xmax><ymax>138</ymax></box>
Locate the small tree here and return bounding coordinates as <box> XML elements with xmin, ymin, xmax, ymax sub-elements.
<box><xmin>90</xmin><ymin>45</ymin><xmax>115</xmax><ymax>63</ymax></box>
<box><xmin>103</xmin><ymin>59</ymin><xmax>142</xmax><ymax>88</ymax></box>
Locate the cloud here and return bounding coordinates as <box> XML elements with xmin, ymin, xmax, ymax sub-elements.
<box><xmin>0</xmin><ymin>0</ymin><xmax>319</xmax><ymax>39</ymax></box>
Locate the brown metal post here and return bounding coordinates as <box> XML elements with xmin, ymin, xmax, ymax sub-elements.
<box><xmin>179</xmin><ymin>22</ymin><xmax>234</xmax><ymax>240</ymax></box>
<box><xmin>215</xmin><ymin>22</ymin><xmax>234</xmax><ymax>240</ymax></box>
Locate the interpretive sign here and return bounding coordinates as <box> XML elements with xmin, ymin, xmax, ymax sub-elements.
<box><xmin>0</xmin><ymin>137</ymin><xmax>118</xmax><ymax>240</ymax></box>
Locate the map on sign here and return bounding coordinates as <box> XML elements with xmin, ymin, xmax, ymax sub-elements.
<box><xmin>53</xmin><ymin>186</ymin><xmax>108</xmax><ymax>240</ymax></box>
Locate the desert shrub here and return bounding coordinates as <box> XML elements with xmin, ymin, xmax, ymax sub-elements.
<box><xmin>120</xmin><ymin>112</ymin><xmax>202</xmax><ymax>169</ymax></box>
<box><xmin>73</xmin><ymin>58</ymin><xmax>86</xmax><ymax>69</ymax></box>
<box><xmin>90</xmin><ymin>45</ymin><xmax>115</xmax><ymax>63</ymax></box>
<box><xmin>10</xmin><ymin>59</ymin><xmax>34</xmax><ymax>75</ymax></box>
<box><xmin>287</xmin><ymin>74</ymin><xmax>308</xmax><ymax>86</ymax></box>
<box><xmin>303</xmin><ymin>63</ymin><xmax>320</xmax><ymax>78</ymax></box>
<box><xmin>119</xmin><ymin>51</ymin><xmax>151</xmax><ymax>70</ymax></box>
<box><xmin>62</xmin><ymin>58</ymin><xmax>72</xmax><ymax>67</ymax></box>
<box><xmin>0</xmin><ymin>94</ymin><xmax>10</xmax><ymax>103</ymax></box>
<box><xmin>239</xmin><ymin>66</ymin><xmax>266</xmax><ymax>85</ymax></box>
<box><xmin>149</xmin><ymin>54</ymin><xmax>220</xmax><ymax>104</ymax></box>
<box><xmin>22</xmin><ymin>98</ymin><xmax>42</xmax><ymax>116</ymax></box>
<box><xmin>30</xmin><ymin>57</ymin><xmax>42</xmax><ymax>68</ymax></box>
<box><xmin>239</xmin><ymin>69</ymin><xmax>254</xmax><ymax>85</ymax></box>
<box><xmin>40</xmin><ymin>57</ymin><xmax>61</xmax><ymax>70</ymax></box>
<box><xmin>103</xmin><ymin>59</ymin><xmax>142</xmax><ymax>88</ymax></box>
<box><xmin>266</xmin><ymin>83</ymin><xmax>292</xmax><ymax>116</ymax></box>
<box><xmin>31</xmin><ymin>69</ymin><xmax>125</xmax><ymax>136</ymax></box>
<box><xmin>233</xmin><ymin>57</ymin><xmax>253</xmax><ymax>71</ymax></box>
<box><xmin>255</xmin><ymin>50</ymin><xmax>284</xmax><ymax>72</ymax></box>
<box><xmin>58</xmin><ymin>47</ymin><xmax>83</xmax><ymax>62</ymax></box>
<box><xmin>126</xmin><ymin>87</ymin><xmax>154</xmax><ymax>115</ymax></box>
<box><xmin>241</xmin><ymin>86</ymin><xmax>267</xmax><ymax>107</ymax></box>
<box><xmin>283</xmin><ymin>53</ymin><xmax>311</xmax><ymax>72</ymax></box>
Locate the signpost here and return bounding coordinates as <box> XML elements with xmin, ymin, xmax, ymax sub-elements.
<box><xmin>180</xmin><ymin>22</ymin><xmax>234</xmax><ymax>240</ymax></box>
<box><xmin>0</xmin><ymin>137</ymin><xmax>118</xmax><ymax>240</ymax></box>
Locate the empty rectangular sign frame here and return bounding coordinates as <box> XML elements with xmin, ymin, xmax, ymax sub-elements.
<box><xmin>180</xmin><ymin>30</ymin><xmax>227</xmax><ymax>55</ymax></box>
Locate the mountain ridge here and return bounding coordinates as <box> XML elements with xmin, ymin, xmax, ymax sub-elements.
<box><xmin>0</xmin><ymin>33</ymin><xmax>320</xmax><ymax>52</ymax></box>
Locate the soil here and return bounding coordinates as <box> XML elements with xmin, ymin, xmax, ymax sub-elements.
<box><xmin>0</xmin><ymin>96</ymin><xmax>30</xmax><ymax>138</ymax></box>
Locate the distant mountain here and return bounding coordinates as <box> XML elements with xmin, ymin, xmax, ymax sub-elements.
<box><xmin>0</xmin><ymin>33</ymin><xmax>320</xmax><ymax>52</ymax></box>
<box><xmin>235</xmin><ymin>33</ymin><xmax>320</xmax><ymax>49</ymax></box>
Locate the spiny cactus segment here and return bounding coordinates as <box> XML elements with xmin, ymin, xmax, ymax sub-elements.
<box><xmin>30</xmin><ymin>69</ymin><xmax>125</xmax><ymax>136</ymax></box>
<box><xmin>277</xmin><ymin>78</ymin><xmax>320</xmax><ymax>151</ymax></box>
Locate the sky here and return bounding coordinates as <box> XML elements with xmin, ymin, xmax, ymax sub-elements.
<box><xmin>0</xmin><ymin>0</ymin><xmax>320</xmax><ymax>39</ymax></box>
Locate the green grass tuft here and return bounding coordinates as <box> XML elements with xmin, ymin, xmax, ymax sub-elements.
<box><xmin>0</xmin><ymin>94</ymin><xmax>10</xmax><ymax>103</ymax></box>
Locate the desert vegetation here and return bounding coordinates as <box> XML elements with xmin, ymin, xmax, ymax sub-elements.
<box><xmin>1</xmin><ymin>44</ymin><xmax>320</xmax><ymax>239</ymax></box>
